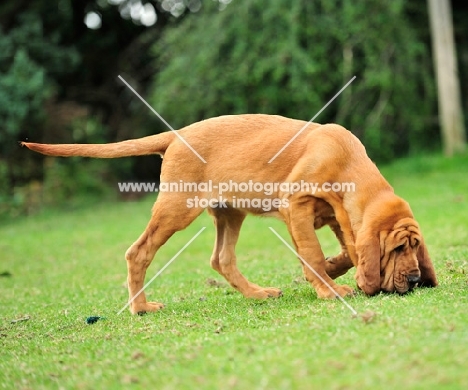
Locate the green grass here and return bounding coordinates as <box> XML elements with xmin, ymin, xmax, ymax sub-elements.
<box><xmin>1</xmin><ymin>153</ymin><xmax>468</xmax><ymax>389</ymax></box>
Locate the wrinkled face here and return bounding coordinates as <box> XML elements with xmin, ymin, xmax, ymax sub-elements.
<box><xmin>379</xmin><ymin>218</ymin><xmax>422</xmax><ymax>294</ymax></box>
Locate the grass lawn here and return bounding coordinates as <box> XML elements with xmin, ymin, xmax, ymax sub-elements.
<box><xmin>1</xmin><ymin>153</ymin><xmax>468</xmax><ymax>389</ymax></box>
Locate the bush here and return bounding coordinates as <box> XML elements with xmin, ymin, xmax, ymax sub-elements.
<box><xmin>151</xmin><ymin>0</ymin><xmax>437</xmax><ymax>162</ymax></box>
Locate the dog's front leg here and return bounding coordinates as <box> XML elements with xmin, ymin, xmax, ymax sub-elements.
<box><xmin>325</xmin><ymin>219</ymin><xmax>355</xmax><ymax>279</ymax></box>
<box><xmin>281</xmin><ymin>196</ymin><xmax>354</xmax><ymax>299</ymax></box>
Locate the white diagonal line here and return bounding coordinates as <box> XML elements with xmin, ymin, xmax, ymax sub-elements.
<box><xmin>117</xmin><ymin>226</ymin><xmax>206</xmax><ymax>315</ymax></box>
<box><xmin>118</xmin><ymin>75</ymin><xmax>207</xmax><ymax>163</ymax></box>
<box><xmin>268</xmin><ymin>76</ymin><xmax>356</xmax><ymax>163</ymax></box>
<box><xmin>269</xmin><ymin>227</ymin><xmax>357</xmax><ymax>316</ymax></box>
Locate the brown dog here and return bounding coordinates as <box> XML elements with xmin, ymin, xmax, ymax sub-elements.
<box><xmin>22</xmin><ymin>114</ymin><xmax>437</xmax><ymax>314</ymax></box>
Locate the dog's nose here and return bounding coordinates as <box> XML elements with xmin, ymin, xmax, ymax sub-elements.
<box><xmin>407</xmin><ymin>274</ymin><xmax>421</xmax><ymax>288</ymax></box>
<box><xmin>407</xmin><ymin>275</ymin><xmax>420</xmax><ymax>283</ymax></box>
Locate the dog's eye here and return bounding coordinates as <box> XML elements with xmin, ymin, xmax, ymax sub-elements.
<box><xmin>394</xmin><ymin>245</ymin><xmax>405</xmax><ymax>253</ymax></box>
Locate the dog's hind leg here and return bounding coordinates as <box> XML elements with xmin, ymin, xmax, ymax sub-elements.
<box><xmin>207</xmin><ymin>207</ymin><xmax>224</xmax><ymax>275</ymax></box>
<box><xmin>125</xmin><ymin>194</ymin><xmax>203</xmax><ymax>314</ymax></box>
<box><xmin>208</xmin><ymin>207</ymin><xmax>282</xmax><ymax>299</ymax></box>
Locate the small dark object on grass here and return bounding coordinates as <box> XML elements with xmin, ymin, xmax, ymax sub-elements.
<box><xmin>206</xmin><ymin>278</ymin><xmax>227</xmax><ymax>288</ymax></box>
<box><xmin>86</xmin><ymin>316</ymin><xmax>105</xmax><ymax>324</ymax></box>
<box><xmin>352</xmin><ymin>310</ymin><xmax>377</xmax><ymax>324</ymax></box>
<box><xmin>0</xmin><ymin>271</ymin><xmax>12</xmax><ymax>277</ymax></box>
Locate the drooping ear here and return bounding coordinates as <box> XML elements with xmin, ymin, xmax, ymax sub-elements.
<box><xmin>355</xmin><ymin>230</ymin><xmax>381</xmax><ymax>295</ymax></box>
<box><xmin>416</xmin><ymin>239</ymin><xmax>438</xmax><ymax>287</ymax></box>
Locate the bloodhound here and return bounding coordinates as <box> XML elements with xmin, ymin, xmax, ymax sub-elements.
<box><xmin>22</xmin><ymin>114</ymin><xmax>437</xmax><ymax>314</ymax></box>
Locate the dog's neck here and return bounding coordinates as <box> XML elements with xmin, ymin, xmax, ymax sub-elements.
<box><xmin>355</xmin><ymin>192</ymin><xmax>415</xmax><ymax>236</ymax></box>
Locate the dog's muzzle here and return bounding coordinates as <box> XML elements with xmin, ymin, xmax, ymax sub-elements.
<box><xmin>407</xmin><ymin>274</ymin><xmax>421</xmax><ymax>290</ymax></box>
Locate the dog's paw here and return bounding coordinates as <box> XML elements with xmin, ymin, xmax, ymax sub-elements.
<box><xmin>244</xmin><ymin>287</ymin><xmax>283</xmax><ymax>299</ymax></box>
<box><xmin>325</xmin><ymin>255</ymin><xmax>342</xmax><ymax>275</ymax></box>
<box><xmin>131</xmin><ymin>301</ymin><xmax>164</xmax><ymax>315</ymax></box>
<box><xmin>316</xmin><ymin>284</ymin><xmax>355</xmax><ymax>299</ymax></box>
<box><xmin>338</xmin><ymin>284</ymin><xmax>355</xmax><ymax>296</ymax></box>
<box><xmin>325</xmin><ymin>254</ymin><xmax>353</xmax><ymax>279</ymax></box>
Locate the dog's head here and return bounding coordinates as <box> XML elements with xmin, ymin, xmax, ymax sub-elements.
<box><xmin>355</xmin><ymin>197</ymin><xmax>437</xmax><ymax>295</ymax></box>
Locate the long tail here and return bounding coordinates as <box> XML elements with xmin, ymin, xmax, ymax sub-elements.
<box><xmin>21</xmin><ymin>132</ymin><xmax>175</xmax><ymax>158</ymax></box>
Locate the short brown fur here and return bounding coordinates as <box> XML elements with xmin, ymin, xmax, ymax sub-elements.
<box><xmin>22</xmin><ymin>114</ymin><xmax>437</xmax><ymax>314</ymax></box>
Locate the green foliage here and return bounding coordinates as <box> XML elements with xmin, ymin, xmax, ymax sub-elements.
<box><xmin>42</xmin><ymin>157</ymin><xmax>114</xmax><ymax>205</ymax></box>
<box><xmin>0</xmin><ymin>10</ymin><xmax>82</xmax><ymax>216</ymax></box>
<box><xmin>0</xmin><ymin>49</ymin><xmax>49</xmax><ymax>144</ymax></box>
<box><xmin>0</xmin><ymin>12</ymin><xmax>80</xmax><ymax>151</ymax></box>
<box><xmin>0</xmin><ymin>114</ymin><xmax>112</xmax><ymax>218</ymax></box>
<box><xmin>151</xmin><ymin>0</ymin><xmax>436</xmax><ymax>162</ymax></box>
<box><xmin>0</xmin><ymin>2</ymin><xmax>166</xmax><ymax>213</ymax></box>
<box><xmin>0</xmin><ymin>157</ymin><xmax>113</xmax><ymax>219</ymax></box>
<box><xmin>1</xmin><ymin>153</ymin><xmax>468</xmax><ymax>388</ymax></box>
